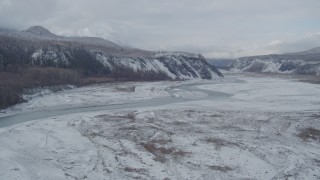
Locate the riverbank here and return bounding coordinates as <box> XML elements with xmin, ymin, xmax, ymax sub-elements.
<box><xmin>1</xmin><ymin>74</ymin><xmax>320</xmax><ymax>179</ymax></box>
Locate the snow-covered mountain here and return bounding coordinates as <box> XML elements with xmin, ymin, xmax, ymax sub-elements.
<box><xmin>25</xmin><ymin>26</ymin><xmax>58</xmax><ymax>38</ymax></box>
<box><xmin>0</xmin><ymin>26</ymin><xmax>223</xmax><ymax>80</ymax></box>
<box><xmin>230</xmin><ymin>47</ymin><xmax>320</xmax><ymax>75</ymax></box>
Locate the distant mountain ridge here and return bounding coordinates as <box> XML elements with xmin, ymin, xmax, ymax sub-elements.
<box><xmin>0</xmin><ymin>26</ymin><xmax>223</xmax><ymax>80</ymax></box>
<box><xmin>284</xmin><ymin>47</ymin><xmax>320</xmax><ymax>55</ymax></box>
<box><xmin>25</xmin><ymin>26</ymin><xmax>57</xmax><ymax>37</ymax></box>
<box><xmin>207</xmin><ymin>58</ymin><xmax>235</xmax><ymax>70</ymax></box>
<box><xmin>230</xmin><ymin>47</ymin><xmax>320</xmax><ymax>75</ymax></box>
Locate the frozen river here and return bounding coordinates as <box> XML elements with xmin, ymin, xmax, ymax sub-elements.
<box><xmin>0</xmin><ymin>80</ymin><xmax>231</xmax><ymax>128</ymax></box>
<box><xmin>1</xmin><ymin>74</ymin><xmax>319</xmax><ymax>127</ymax></box>
<box><xmin>1</xmin><ymin>74</ymin><xmax>320</xmax><ymax>179</ymax></box>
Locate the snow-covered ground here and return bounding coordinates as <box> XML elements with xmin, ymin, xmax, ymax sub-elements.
<box><xmin>195</xmin><ymin>75</ymin><xmax>320</xmax><ymax>112</ymax></box>
<box><xmin>1</xmin><ymin>75</ymin><xmax>320</xmax><ymax>179</ymax></box>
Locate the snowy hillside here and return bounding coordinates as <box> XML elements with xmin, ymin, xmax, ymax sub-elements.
<box><xmin>230</xmin><ymin>47</ymin><xmax>320</xmax><ymax>75</ymax></box>
<box><xmin>25</xmin><ymin>26</ymin><xmax>58</xmax><ymax>38</ymax></box>
<box><xmin>30</xmin><ymin>49</ymin><xmax>223</xmax><ymax>80</ymax></box>
<box><xmin>0</xmin><ymin>26</ymin><xmax>223</xmax><ymax>80</ymax></box>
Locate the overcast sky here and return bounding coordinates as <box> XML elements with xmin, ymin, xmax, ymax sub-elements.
<box><xmin>1</xmin><ymin>0</ymin><xmax>320</xmax><ymax>58</ymax></box>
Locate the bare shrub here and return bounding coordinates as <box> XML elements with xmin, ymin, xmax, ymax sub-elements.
<box><xmin>115</xmin><ymin>86</ymin><xmax>136</xmax><ymax>92</ymax></box>
<box><xmin>78</xmin><ymin>77</ymin><xmax>115</xmax><ymax>86</ymax></box>
<box><xmin>88</xmin><ymin>131</ymin><xmax>105</xmax><ymax>138</ymax></box>
<box><xmin>171</xmin><ymin>121</ymin><xmax>188</xmax><ymax>126</ymax></box>
<box><xmin>185</xmin><ymin>109</ymin><xmax>196</xmax><ymax>113</ymax></box>
<box><xmin>172</xmin><ymin>150</ymin><xmax>189</xmax><ymax>157</ymax></box>
<box><xmin>207</xmin><ymin>165</ymin><xmax>232</xmax><ymax>172</ymax></box>
<box><xmin>313</xmin><ymin>159</ymin><xmax>320</xmax><ymax>166</ymax></box>
<box><xmin>310</xmin><ymin>113</ymin><xmax>320</xmax><ymax>118</ymax></box>
<box><xmin>209</xmin><ymin>114</ymin><xmax>222</xmax><ymax>118</ymax></box>
<box><xmin>298</xmin><ymin>128</ymin><xmax>320</xmax><ymax>142</ymax></box>
<box><xmin>124</xmin><ymin>167</ymin><xmax>147</xmax><ymax>174</ymax></box>
<box><xmin>142</xmin><ymin>141</ymin><xmax>189</xmax><ymax>162</ymax></box>
<box><xmin>126</xmin><ymin>112</ymin><xmax>136</xmax><ymax>121</ymax></box>
<box><xmin>205</xmin><ymin>137</ymin><xmax>236</xmax><ymax>149</ymax></box>
<box><xmin>143</xmin><ymin>142</ymin><xmax>175</xmax><ymax>155</ymax></box>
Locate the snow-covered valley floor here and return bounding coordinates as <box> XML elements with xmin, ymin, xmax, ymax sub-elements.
<box><xmin>0</xmin><ymin>75</ymin><xmax>320</xmax><ymax>179</ymax></box>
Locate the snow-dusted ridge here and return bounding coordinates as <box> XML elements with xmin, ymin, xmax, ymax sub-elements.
<box><xmin>0</xmin><ymin>26</ymin><xmax>223</xmax><ymax>79</ymax></box>
<box><xmin>230</xmin><ymin>47</ymin><xmax>320</xmax><ymax>75</ymax></box>
<box><xmin>25</xmin><ymin>26</ymin><xmax>58</xmax><ymax>38</ymax></box>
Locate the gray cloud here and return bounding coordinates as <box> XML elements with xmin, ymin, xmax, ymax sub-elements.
<box><xmin>1</xmin><ymin>0</ymin><xmax>320</xmax><ymax>58</ymax></box>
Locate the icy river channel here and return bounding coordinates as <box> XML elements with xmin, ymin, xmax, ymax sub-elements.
<box><xmin>0</xmin><ymin>78</ymin><xmax>234</xmax><ymax>128</ymax></box>
<box><xmin>0</xmin><ymin>74</ymin><xmax>320</xmax><ymax>179</ymax></box>
<box><xmin>1</xmin><ymin>75</ymin><xmax>319</xmax><ymax>128</ymax></box>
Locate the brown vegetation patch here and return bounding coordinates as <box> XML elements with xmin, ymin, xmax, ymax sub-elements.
<box><xmin>82</xmin><ymin>131</ymin><xmax>105</xmax><ymax>138</ymax></box>
<box><xmin>207</xmin><ymin>165</ymin><xmax>233</xmax><ymax>172</ymax></box>
<box><xmin>108</xmin><ymin>113</ymin><xmax>136</xmax><ymax>120</ymax></box>
<box><xmin>205</xmin><ymin>137</ymin><xmax>236</xmax><ymax>149</ymax></box>
<box><xmin>0</xmin><ymin>62</ymin><xmax>169</xmax><ymax>109</ymax></box>
<box><xmin>171</xmin><ymin>121</ymin><xmax>188</xmax><ymax>126</ymax></box>
<box><xmin>185</xmin><ymin>110</ymin><xmax>196</xmax><ymax>113</ymax></box>
<box><xmin>115</xmin><ymin>86</ymin><xmax>136</xmax><ymax>92</ymax></box>
<box><xmin>95</xmin><ymin>113</ymin><xmax>136</xmax><ymax>122</ymax></box>
<box><xmin>124</xmin><ymin>167</ymin><xmax>148</xmax><ymax>174</ymax></box>
<box><xmin>0</xmin><ymin>67</ymin><xmax>80</xmax><ymax>109</ymax></box>
<box><xmin>314</xmin><ymin>159</ymin><xmax>320</xmax><ymax>167</ymax></box>
<box><xmin>197</xmin><ymin>120</ymin><xmax>211</xmax><ymax>125</ymax></box>
<box><xmin>209</xmin><ymin>114</ymin><xmax>222</xmax><ymax>118</ymax></box>
<box><xmin>126</xmin><ymin>113</ymin><xmax>136</xmax><ymax>121</ymax></box>
<box><xmin>78</xmin><ymin>77</ymin><xmax>115</xmax><ymax>86</ymax></box>
<box><xmin>88</xmin><ymin>131</ymin><xmax>105</xmax><ymax>138</ymax></box>
<box><xmin>142</xmin><ymin>141</ymin><xmax>189</xmax><ymax>162</ymax></box>
<box><xmin>298</xmin><ymin>128</ymin><xmax>320</xmax><ymax>142</ymax></box>
<box><xmin>310</xmin><ymin>113</ymin><xmax>320</xmax><ymax>118</ymax></box>
<box><xmin>95</xmin><ymin>114</ymin><xmax>112</xmax><ymax>119</ymax></box>
<box><xmin>143</xmin><ymin>142</ymin><xmax>175</xmax><ymax>155</ymax></box>
<box><xmin>172</xmin><ymin>150</ymin><xmax>189</xmax><ymax>157</ymax></box>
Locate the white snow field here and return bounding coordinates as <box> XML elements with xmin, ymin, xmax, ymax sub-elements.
<box><xmin>0</xmin><ymin>74</ymin><xmax>320</xmax><ymax>179</ymax></box>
